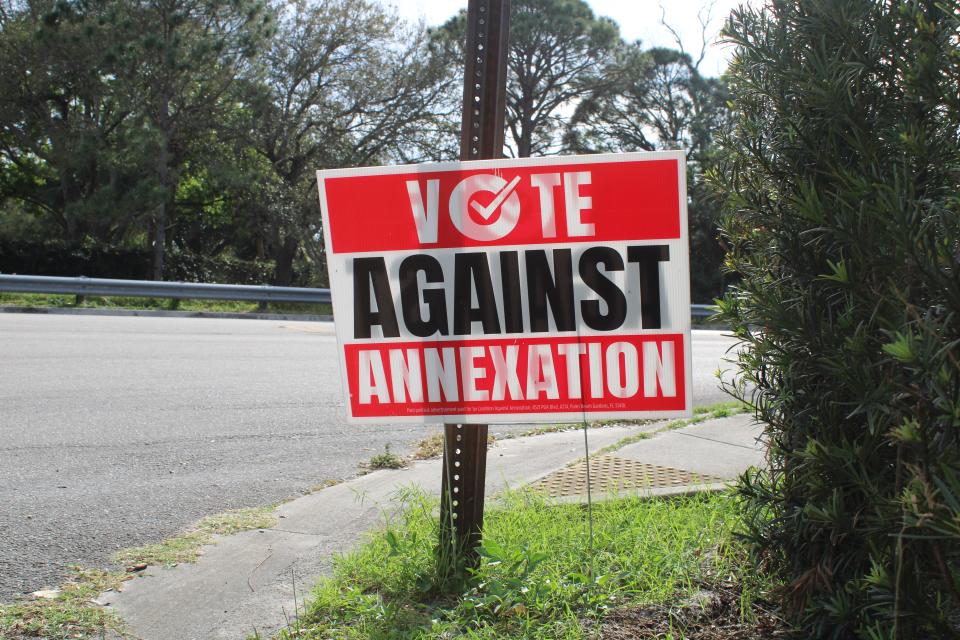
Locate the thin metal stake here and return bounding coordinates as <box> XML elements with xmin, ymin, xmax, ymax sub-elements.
<box><xmin>583</xmin><ymin>422</ymin><xmax>595</xmax><ymax>576</ymax></box>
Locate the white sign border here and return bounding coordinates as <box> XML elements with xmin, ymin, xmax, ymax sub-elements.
<box><xmin>317</xmin><ymin>151</ymin><xmax>692</xmax><ymax>425</ymax></box>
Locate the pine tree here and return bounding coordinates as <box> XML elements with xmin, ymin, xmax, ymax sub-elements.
<box><xmin>431</xmin><ymin>0</ymin><xmax>622</xmax><ymax>158</ymax></box>
<box><xmin>113</xmin><ymin>0</ymin><xmax>273</xmax><ymax>279</ymax></box>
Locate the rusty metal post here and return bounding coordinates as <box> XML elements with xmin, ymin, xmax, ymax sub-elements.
<box><xmin>439</xmin><ymin>0</ymin><xmax>511</xmax><ymax>569</ymax></box>
<box><xmin>458</xmin><ymin>0</ymin><xmax>511</xmax><ymax>160</ymax></box>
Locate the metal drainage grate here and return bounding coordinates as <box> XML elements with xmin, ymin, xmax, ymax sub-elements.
<box><xmin>531</xmin><ymin>455</ymin><xmax>727</xmax><ymax>498</ymax></box>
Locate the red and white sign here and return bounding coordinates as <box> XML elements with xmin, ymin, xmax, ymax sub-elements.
<box><xmin>317</xmin><ymin>152</ymin><xmax>692</xmax><ymax>424</ymax></box>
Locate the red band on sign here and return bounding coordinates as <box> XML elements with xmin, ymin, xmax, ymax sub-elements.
<box><xmin>343</xmin><ymin>334</ymin><xmax>685</xmax><ymax>419</ymax></box>
<box><xmin>323</xmin><ymin>159</ymin><xmax>680</xmax><ymax>253</ymax></box>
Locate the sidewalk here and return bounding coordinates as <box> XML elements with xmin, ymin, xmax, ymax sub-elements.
<box><xmin>98</xmin><ymin>414</ymin><xmax>763</xmax><ymax>640</ymax></box>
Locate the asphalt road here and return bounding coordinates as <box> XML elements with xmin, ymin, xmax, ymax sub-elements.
<box><xmin>0</xmin><ymin>313</ymin><xmax>740</xmax><ymax>599</ymax></box>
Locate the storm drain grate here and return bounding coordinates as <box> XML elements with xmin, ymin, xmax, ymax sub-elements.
<box><xmin>531</xmin><ymin>455</ymin><xmax>727</xmax><ymax>498</ymax></box>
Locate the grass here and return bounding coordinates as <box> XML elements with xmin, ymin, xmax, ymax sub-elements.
<box><xmin>594</xmin><ymin>401</ymin><xmax>751</xmax><ymax>458</ymax></box>
<box><xmin>114</xmin><ymin>506</ymin><xmax>277</xmax><ymax>567</ymax></box>
<box><xmin>0</xmin><ymin>567</ymin><xmax>128</xmax><ymax>639</ymax></box>
<box><xmin>275</xmin><ymin>488</ymin><xmax>773</xmax><ymax>640</ymax></box>
<box><xmin>0</xmin><ymin>292</ymin><xmax>332</xmax><ymax>316</ymax></box>
<box><xmin>412</xmin><ymin>433</ymin><xmax>447</xmax><ymax>460</ymax></box>
<box><xmin>309</xmin><ymin>478</ymin><xmax>345</xmax><ymax>493</ymax></box>
<box><xmin>0</xmin><ymin>506</ymin><xmax>277</xmax><ymax>639</ymax></box>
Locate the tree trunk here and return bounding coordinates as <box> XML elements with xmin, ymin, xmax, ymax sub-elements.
<box><xmin>152</xmin><ymin>95</ymin><xmax>173</xmax><ymax>281</ymax></box>
<box><xmin>152</xmin><ymin>143</ymin><xmax>169</xmax><ymax>280</ymax></box>
<box><xmin>273</xmin><ymin>234</ymin><xmax>299</xmax><ymax>286</ymax></box>
<box><xmin>517</xmin><ymin>112</ymin><xmax>534</xmax><ymax>158</ymax></box>
<box><xmin>151</xmin><ymin>209</ymin><xmax>166</xmax><ymax>281</ymax></box>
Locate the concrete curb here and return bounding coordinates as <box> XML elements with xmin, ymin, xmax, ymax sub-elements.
<box><xmin>0</xmin><ymin>305</ymin><xmax>332</xmax><ymax>322</ymax></box>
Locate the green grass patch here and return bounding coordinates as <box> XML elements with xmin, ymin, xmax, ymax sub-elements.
<box><xmin>692</xmin><ymin>401</ymin><xmax>746</xmax><ymax>417</ymax></box>
<box><xmin>594</xmin><ymin>431</ymin><xmax>654</xmax><ymax>455</ymax></box>
<box><xmin>0</xmin><ymin>567</ymin><xmax>128</xmax><ymax>639</ymax></box>
<box><xmin>279</xmin><ymin>489</ymin><xmax>771</xmax><ymax>639</ymax></box>
<box><xmin>0</xmin><ymin>292</ymin><xmax>332</xmax><ymax>316</ymax></box>
<box><xmin>114</xmin><ymin>506</ymin><xmax>277</xmax><ymax>568</ymax></box>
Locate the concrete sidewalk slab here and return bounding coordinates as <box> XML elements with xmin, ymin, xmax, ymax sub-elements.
<box><xmin>99</xmin><ymin>414</ymin><xmax>763</xmax><ymax>640</ymax></box>
<box><xmin>615</xmin><ymin>414</ymin><xmax>764</xmax><ymax>478</ymax></box>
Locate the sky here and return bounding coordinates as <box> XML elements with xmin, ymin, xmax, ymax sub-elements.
<box><xmin>380</xmin><ymin>0</ymin><xmax>754</xmax><ymax>77</ymax></box>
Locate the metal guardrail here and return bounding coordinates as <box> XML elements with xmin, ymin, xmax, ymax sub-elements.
<box><xmin>0</xmin><ymin>274</ymin><xmax>716</xmax><ymax>318</ymax></box>
<box><xmin>0</xmin><ymin>274</ymin><xmax>331</xmax><ymax>305</ymax></box>
<box><xmin>691</xmin><ymin>304</ymin><xmax>718</xmax><ymax>319</ymax></box>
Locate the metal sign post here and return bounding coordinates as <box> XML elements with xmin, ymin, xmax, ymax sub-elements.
<box><xmin>438</xmin><ymin>0</ymin><xmax>511</xmax><ymax>568</ymax></box>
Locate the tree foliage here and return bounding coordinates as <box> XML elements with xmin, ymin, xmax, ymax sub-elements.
<box><xmin>715</xmin><ymin>1</ymin><xmax>960</xmax><ymax>636</ymax></box>
<box><xmin>243</xmin><ymin>0</ymin><xmax>455</xmax><ymax>284</ymax></box>
<box><xmin>568</xmin><ymin>41</ymin><xmax>733</xmax><ymax>303</ymax></box>
<box><xmin>0</xmin><ymin>0</ymin><xmax>149</xmax><ymax>246</ymax></box>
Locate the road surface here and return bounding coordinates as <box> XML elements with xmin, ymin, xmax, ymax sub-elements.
<box><xmin>0</xmin><ymin>313</ymin><xmax>740</xmax><ymax>599</ymax></box>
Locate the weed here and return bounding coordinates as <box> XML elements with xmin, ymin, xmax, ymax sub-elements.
<box><xmin>411</xmin><ymin>432</ymin><xmax>496</xmax><ymax>460</ymax></box>
<box><xmin>412</xmin><ymin>433</ymin><xmax>445</xmax><ymax>460</ymax></box>
<box><xmin>511</xmin><ymin>423</ymin><xmax>581</xmax><ymax>437</ymax></box>
<box><xmin>593</xmin><ymin>431</ymin><xmax>654</xmax><ymax>457</ymax></box>
<box><xmin>366</xmin><ymin>444</ymin><xmax>408</xmax><ymax>470</ymax></box>
<box><xmin>507</xmin><ymin>419</ymin><xmax>653</xmax><ymax>440</ymax></box>
<box><xmin>308</xmin><ymin>478</ymin><xmax>343</xmax><ymax>493</ymax></box>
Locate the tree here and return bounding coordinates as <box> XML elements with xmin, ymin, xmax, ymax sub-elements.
<box><xmin>715</xmin><ymin>1</ymin><xmax>960</xmax><ymax>636</ymax></box>
<box><xmin>0</xmin><ymin>0</ymin><xmax>149</xmax><ymax>247</ymax></box>
<box><xmin>242</xmin><ymin>0</ymin><xmax>454</xmax><ymax>285</ymax></box>
<box><xmin>432</xmin><ymin>0</ymin><xmax>623</xmax><ymax>158</ymax></box>
<box><xmin>567</xmin><ymin>42</ymin><xmax>732</xmax><ymax>302</ymax></box>
<box><xmin>112</xmin><ymin>0</ymin><xmax>272</xmax><ymax>279</ymax></box>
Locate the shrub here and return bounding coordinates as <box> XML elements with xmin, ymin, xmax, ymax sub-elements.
<box><xmin>714</xmin><ymin>1</ymin><xmax>960</xmax><ymax>638</ymax></box>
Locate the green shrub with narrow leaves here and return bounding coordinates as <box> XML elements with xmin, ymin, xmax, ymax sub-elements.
<box><xmin>713</xmin><ymin>1</ymin><xmax>960</xmax><ymax>637</ymax></box>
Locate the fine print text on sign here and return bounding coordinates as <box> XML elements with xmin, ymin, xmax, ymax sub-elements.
<box><xmin>317</xmin><ymin>152</ymin><xmax>692</xmax><ymax>424</ymax></box>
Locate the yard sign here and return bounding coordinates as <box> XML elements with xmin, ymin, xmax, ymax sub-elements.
<box><xmin>317</xmin><ymin>151</ymin><xmax>692</xmax><ymax>424</ymax></box>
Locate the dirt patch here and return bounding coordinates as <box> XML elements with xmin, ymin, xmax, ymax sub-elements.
<box><xmin>597</xmin><ymin>581</ymin><xmax>795</xmax><ymax>640</ymax></box>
